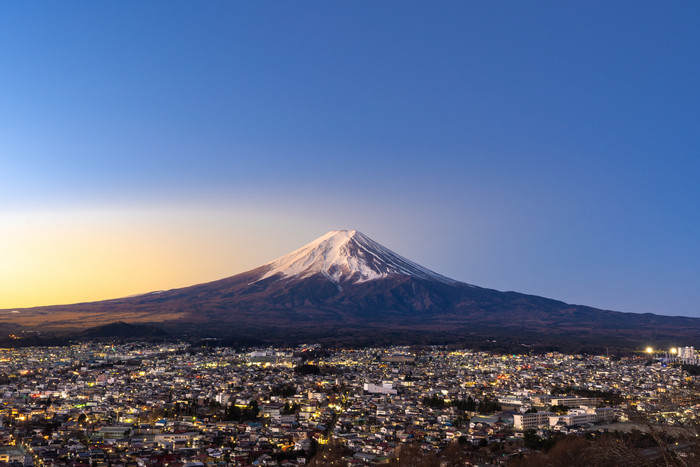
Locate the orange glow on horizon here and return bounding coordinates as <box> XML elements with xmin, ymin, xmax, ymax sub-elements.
<box><xmin>0</xmin><ymin>208</ymin><xmax>320</xmax><ymax>309</ymax></box>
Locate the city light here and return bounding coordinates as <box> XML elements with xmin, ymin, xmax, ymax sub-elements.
<box><xmin>2</xmin><ymin>342</ymin><xmax>698</xmax><ymax>465</ymax></box>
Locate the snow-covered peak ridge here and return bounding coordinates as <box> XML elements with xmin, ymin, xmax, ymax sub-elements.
<box><xmin>258</xmin><ymin>230</ymin><xmax>456</xmax><ymax>285</ymax></box>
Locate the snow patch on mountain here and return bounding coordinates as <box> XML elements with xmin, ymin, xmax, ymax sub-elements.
<box><xmin>258</xmin><ymin>230</ymin><xmax>456</xmax><ymax>285</ymax></box>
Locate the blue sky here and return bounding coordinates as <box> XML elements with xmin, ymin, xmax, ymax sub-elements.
<box><xmin>1</xmin><ymin>2</ymin><xmax>699</xmax><ymax>317</ymax></box>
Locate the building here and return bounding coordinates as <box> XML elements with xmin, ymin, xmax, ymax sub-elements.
<box><xmin>513</xmin><ymin>411</ymin><xmax>554</xmax><ymax>430</ymax></box>
<box><xmin>549</xmin><ymin>397</ymin><xmax>600</xmax><ymax>408</ymax></box>
<box><xmin>381</xmin><ymin>354</ymin><xmax>415</xmax><ymax>363</ymax></box>
<box><xmin>679</xmin><ymin>346</ymin><xmax>697</xmax><ymax>363</ymax></box>
<box><xmin>363</xmin><ymin>382</ymin><xmax>397</xmax><ymax>395</ymax></box>
<box><xmin>548</xmin><ymin>410</ymin><xmax>596</xmax><ymax>427</ymax></box>
<box><xmin>0</xmin><ymin>445</ymin><xmax>31</xmax><ymax>465</ymax></box>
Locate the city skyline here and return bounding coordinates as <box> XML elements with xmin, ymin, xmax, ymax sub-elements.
<box><xmin>2</xmin><ymin>2</ymin><xmax>699</xmax><ymax>317</ymax></box>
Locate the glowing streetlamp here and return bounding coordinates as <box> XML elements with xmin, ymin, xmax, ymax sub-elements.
<box><xmin>670</xmin><ymin>348</ymin><xmax>677</xmax><ymax>355</ymax></box>
<box><xmin>646</xmin><ymin>347</ymin><xmax>653</xmax><ymax>354</ymax></box>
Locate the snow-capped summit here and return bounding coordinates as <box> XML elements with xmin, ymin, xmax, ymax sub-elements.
<box><xmin>258</xmin><ymin>229</ymin><xmax>456</xmax><ymax>284</ymax></box>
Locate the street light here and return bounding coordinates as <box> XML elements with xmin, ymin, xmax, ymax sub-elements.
<box><xmin>646</xmin><ymin>347</ymin><xmax>653</xmax><ymax>354</ymax></box>
<box><xmin>670</xmin><ymin>348</ymin><xmax>677</xmax><ymax>355</ymax></box>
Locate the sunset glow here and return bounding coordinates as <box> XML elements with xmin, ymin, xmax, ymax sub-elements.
<box><xmin>0</xmin><ymin>208</ymin><xmax>322</xmax><ymax>308</ymax></box>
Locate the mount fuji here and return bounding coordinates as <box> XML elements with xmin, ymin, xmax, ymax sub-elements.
<box><xmin>258</xmin><ymin>229</ymin><xmax>455</xmax><ymax>285</ymax></box>
<box><xmin>1</xmin><ymin>229</ymin><xmax>699</xmax><ymax>349</ymax></box>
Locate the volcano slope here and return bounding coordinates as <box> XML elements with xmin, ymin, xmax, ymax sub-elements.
<box><xmin>1</xmin><ymin>230</ymin><xmax>697</xmax><ymax>349</ymax></box>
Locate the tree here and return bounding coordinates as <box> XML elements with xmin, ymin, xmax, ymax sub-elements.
<box><xmin>523</xmin><ymin>429</ymin><xmax>541</xmax><ymax>450</ymax></box>
<box><xmin>308</xmin><ymin>440</ymin><xmax>351</xmax><ymax>467</ymax></box>
<box><xmin>477</xmin><ymin>397</ymin><xmax>501</xmax><ymax>414</ymax></box>
<box><xmin>271</xmin><ymin>383</ymin><xmax>297</xmax><ymax>397</ymax></box>
<box><xmin>453</xmin><ymin>397</ymin><xmax>476</xmax><ymax>412</ymax></box>
<box><xmin>422</xmin><ymin>395</ymin><xmax>446</xmax><ymax>408</ymax></box>
<box><xmin>224</xmin><ymin>400</ymin><xmax>259</xmax><ymax>422</ymax></box>
<box><xmin>547</xmin><ymin>404</ymin><xmax>569</xmax><ymax>415</ymax></box>
<box><xmin>390</xmin><ymin>443</ymin><xmax>441</xmax><ymax>466</ymax></box>
<box><xmin>282</xmin><ymin>402</ymin><xmax>300</xmax><ymax>415</ymax></box>
<box><xmin>295</xmin><ymin>364</ymin><xmax>321</xmax><ymax>375</ymax></box>
<box><xmin>250</xmin><ymin>399</ymin><xmax>259</xmax><ymax>417</ymax></box>
<box><xmin>465</xmin><ymin>395</ymin><xmax>476</xmax><ymax>412</ymax></box>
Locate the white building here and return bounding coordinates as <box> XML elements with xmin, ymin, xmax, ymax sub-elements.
<box><xmin>548</xmin><ymin>409</ymin><xmax>595</xmax><ymax>427</ymax></box>
<box><xmin>679</xmin><ymin>346</ymin><xmax>697</xmax><ymax>363</ymax></box>
<box><xmin>498</xmin><ymin>396</ymin><xmax>523</xmax><ymax>406</ymax></box>
<box><xmin>363</xmin><ymin>382</ymin><xmax>397</xmax><ymax>395</ymax></box>
<box><xmin>513</xmin><ymin>411</ymin><xmax>554</xmax><ymax>430</ymax></box>
<box><xmin>549</xmin><ymin>396</ymin><xmax>600</xmax><ymax>408</ymax></box>
<box><xmin>514</xmin><ymin>406</ymin><xmax>615</xmax><ymax>430</ymax></box>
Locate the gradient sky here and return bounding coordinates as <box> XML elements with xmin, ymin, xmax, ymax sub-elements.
<box><xmin>1</xmin><ymin>2</ymin><xmax>699</xmax><ymax>317</ymax></box>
